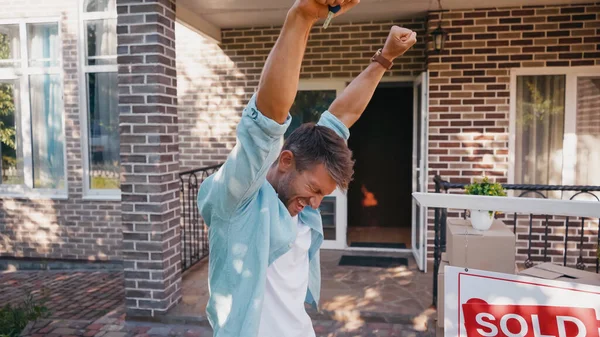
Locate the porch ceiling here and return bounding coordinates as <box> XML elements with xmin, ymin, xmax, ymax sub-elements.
<box><xmin>178</xmin><ymin>0</ymin><xmax>591</xmax><ymax>29</ymax></box>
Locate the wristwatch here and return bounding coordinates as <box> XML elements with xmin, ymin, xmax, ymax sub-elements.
<box><xmin>371</xmin><ymin>48</ymin><xmax>393</xmax><ymax>70</ymax></box>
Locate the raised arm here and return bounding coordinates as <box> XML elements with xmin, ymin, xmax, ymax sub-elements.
<box><xmin>328</xmin><ymin>26</ymin><xmax>417</xmax><ymax>128</ymax></box>
<box><xmin>199</xmin><ymin>0</ymin><xmax>360</xmax><ymax>219</ymax></box>
<box><xmin>256</xmin><ymin>0</ymin><xmax>359</xmax><ymax>124</ymax></box>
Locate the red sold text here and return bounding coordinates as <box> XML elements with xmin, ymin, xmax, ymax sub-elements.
<box><xmin>462</xmin><ymin>299</ymin><xmax>600</xmax><ymax>337</ymax></box>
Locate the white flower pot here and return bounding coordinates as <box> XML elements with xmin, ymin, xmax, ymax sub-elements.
<box><xmin>469</xmin><ymin>209</ymin><xmax>495</xmax><ymax>231</ymax></box>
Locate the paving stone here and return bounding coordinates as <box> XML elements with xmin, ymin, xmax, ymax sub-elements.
<box><xmin>52</xmin><ymin>328</ymin><xmax>78</xmax><ymax>334</ymax></box>
<box><xmin>0</xmin><ymin>271</ymin><xmax>123</xmax><ymax>322</ymax></box>
<box><xmin>147</xmin><ymin>327</ymin><xmax>172</xmax><ymax>335</ymax></box>
<box><xmin>103</xmin><ymin>333</ymin><xmax>128</xmax><ymax>337</ymax></box>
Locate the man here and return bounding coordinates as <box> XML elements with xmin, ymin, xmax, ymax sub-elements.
<box><xmin>197</xmin><ymin>0</ymin><xmax>417</xmax><ymax>336</ymax></box>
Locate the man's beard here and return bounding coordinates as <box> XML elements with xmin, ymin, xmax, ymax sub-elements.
<box><xmin>276</xmin><ymin>172</ymin><xmax>295</xmax><ymax>208</ymax></box>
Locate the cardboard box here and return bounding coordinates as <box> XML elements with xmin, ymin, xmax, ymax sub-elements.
<box><xmin>437</xmin><ymin>253</ymin><xmax>449</xmax><ymax>328</ymax></box>
<box><xmin>446</xmin><ymin>218</ymin><xmax>515</xmax><ymax>275</ymax></box>
<box><xmin>519</xmin><ymin>263</ymin><xmax>600</xmax><ymax>287</ymax></box>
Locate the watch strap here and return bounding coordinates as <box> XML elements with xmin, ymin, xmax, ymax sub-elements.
<box><xmin>371</xmin><ymin>48</ymin><xmax>393</xmax><ymax>70</ymax></box>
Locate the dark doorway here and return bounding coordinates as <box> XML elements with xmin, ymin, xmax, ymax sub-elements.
<box><xmin>347</xmin><ymin>83</ymin><xmax>414</xmax><ymax>248</ymax></box>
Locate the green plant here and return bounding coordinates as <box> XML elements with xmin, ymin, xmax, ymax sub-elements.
<box><xmin>0</xmin><ymin>294</ymin><xmax>50</xmax><ymax>337</ymax></box>
<box><xmin>465</xmin><ymin>177</ymin><xmax>507</xmax><ymax>216</ymax></box>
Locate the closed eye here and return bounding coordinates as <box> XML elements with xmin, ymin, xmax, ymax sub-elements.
<box><xmin>309</xmin><ymin>184</ymin><xmax>322</xmax><ymax>195</ymax></box>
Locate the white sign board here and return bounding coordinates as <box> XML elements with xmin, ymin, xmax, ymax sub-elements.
<box><xmin>444</xmin><ymin>266</ymin><xmax>600</xmax><ymax>337</ymax></box>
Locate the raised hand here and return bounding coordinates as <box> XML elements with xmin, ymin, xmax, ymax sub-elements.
<box><xmin>381</xmin><ymin>26</ymin><xmax>417</xmax><ymax>60</ymax></box>
<box><xmin>290</xmin><ymin>0</ymin><xmax>360</xmax><ymax>23</ymax></box>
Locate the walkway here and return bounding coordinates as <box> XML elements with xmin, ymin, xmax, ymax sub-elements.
<box><xmin>169</xmin><ymin>250</ymin><xmax>435</xmax><ymax>328</ymax></box>
<box><xmin>22</xmin><ymin>308</ymin><xmax>436</xmax><ymax>336</ymax></box>
<box><xmin>0</xmin><ymin>270</ymin><xmax>123</xmax><ymax>321</ymax></box>
<box><xmin>2</xmin><ymin>251</ymin><xmax>437</xmax><ymax>336</ymax></box>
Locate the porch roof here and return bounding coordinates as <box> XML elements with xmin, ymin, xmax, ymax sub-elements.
<box><xmin>177</xmin><ymin>0</ymin><xmax>591</xmax><ymax>42</ymax></box>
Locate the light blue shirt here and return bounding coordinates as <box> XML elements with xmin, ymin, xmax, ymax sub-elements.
<box><xmin>197</xmin><ymin>93</ymin><xmax>350</xmax><ymax>337</ymax></box>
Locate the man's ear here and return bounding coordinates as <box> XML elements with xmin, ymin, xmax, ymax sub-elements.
<box><xmin>278</xmin><ymin>150</ymin><xmax>295</xmax><ymax>172</ymax></box>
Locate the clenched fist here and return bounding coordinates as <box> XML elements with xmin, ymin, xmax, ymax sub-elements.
<box><xmin>381</xmin><ymin>26</ymin><xmax>417</xmax><ymax>60</ymax></box>
<box><xmin>290</xmin><ymin>0</ymin><xmax>360</xmax><ymax>22</ymax></box>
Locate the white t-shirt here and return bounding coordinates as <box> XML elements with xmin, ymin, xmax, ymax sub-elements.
<box><xmin>257</xmin><ymin>215</ymin><xmax>315</xmax><ymax>337</ymax></box>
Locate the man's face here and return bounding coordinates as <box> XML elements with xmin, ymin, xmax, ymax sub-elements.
<box><xmin>276</xmin><ymin>160</ymin><xmax>337</xmax><ymax>217</ymax></box>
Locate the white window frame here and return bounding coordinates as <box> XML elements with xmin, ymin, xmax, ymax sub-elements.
<box><xmin>0</xmin><ymin>17</ymin><xmax>68</xmax><ymax>199</ymax></box>
<box><xmin>509</xmin><ymin>66</ymin><xmax>600</xmax><ymax>195</ymax></box>
<box><xmin>290</xmin><ymin>79</ymin><xmax>348</xmax><ymax>249</ymax></box>
<box><xmin>78</xmin><ymin>0</ymin><xmax>119</xmax><ymax>200</ymax></box>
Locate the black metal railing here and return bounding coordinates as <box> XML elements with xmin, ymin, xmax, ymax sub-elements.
<box><xmin>179</xmin><ymin>164</ymin><xmax>222</xmax><ymax>272</ymax></box>
<box><xmin>432</xmin><ymin>175</ymin><xmax>600</xmax><ymax>306</ymax></box>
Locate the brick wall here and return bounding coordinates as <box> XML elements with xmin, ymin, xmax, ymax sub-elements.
<box><xmin>426</xmin><ymin>4</ymin><xmax>600</xmax><ymax>263</ymax></box>
<box><xmin>176</xmin><ymin>23</ymin><xmax>242</xmax><ymax>171</ymax></box>
<box><xmin>176</xmin><ymin>18</ymin><xmax>427</xmax><ymax>171</ymax></box>
<box><xmin>0</xmin><ymin>0</ymin><xmax>121</xmax><ymax>261</ymax></box>
<box><xmin>118</xmin><ymin>0</ymin><xmax>182</xmax><ymax>317</ymax></box>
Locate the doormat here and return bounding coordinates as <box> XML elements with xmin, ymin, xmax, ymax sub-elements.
<box><xmin>338</xmin><ymin>255</ymin><xmax>409</xmax><ymax>268</ymax></box>
<box><xmin>350</xmin><ymin>242</ymin><xmax>407</xmax><ymax>249</ymax></box>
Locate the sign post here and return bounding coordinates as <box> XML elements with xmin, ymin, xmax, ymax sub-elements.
<box><xmin>444</xmin><ymin>266</ymin><xmax>600</xmax><ymax>337</ymax></box>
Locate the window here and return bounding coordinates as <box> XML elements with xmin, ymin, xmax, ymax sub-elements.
<box><xmin>286</xmin><ymin>90</ymin><xmax>337</xmax><ymax>138</ymax></box>
<box><xmin>0</xmin><ymin>20</ymin><xmax>65</xmax><ymax>196</ymax></box>
<box><xmin>287</xmin><ymin>81</ymin><xmax>348</xmax><ymax>245</ymax></box>
<box><xmin>510</xmin><ymin>67</ymin><xmax>600</xmax><ymax>196</ymax></box>
<box><xmin>80</xmin><ymin>0</ymin><xmax>119</xmax><ymax>198</ymax></box>
<box><xmin>287</xmin><ymin>89</ymin><xmax>337</xmax><ymax>239</ymax></box>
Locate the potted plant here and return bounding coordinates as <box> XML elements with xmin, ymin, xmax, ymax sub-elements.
<box><xmin>465</xmin><ymin>177</ymin><xmax>507</xmax><ymax>231</ymax></box>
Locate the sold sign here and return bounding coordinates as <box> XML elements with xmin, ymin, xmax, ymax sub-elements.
<box><xmin>443</xmin><ymin>266</ymin><xmax>600</xmax><ymax>337</ymax></box>
<box><xmin>463</xmin><ymin>298</ymin><xmax>599</xmax><ymax>337</ymax></box>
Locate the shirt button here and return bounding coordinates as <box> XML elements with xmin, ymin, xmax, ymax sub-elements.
<box><xmin>250</xmin><ymin>109</ymin><xmax>258</xmax><ymax>119</ymax></box>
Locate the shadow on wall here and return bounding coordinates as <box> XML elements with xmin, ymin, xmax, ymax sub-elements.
<box><xmin>176</xmin><ymin>23</ymin><xmax>245</xmax><ymax>172</ymax></box>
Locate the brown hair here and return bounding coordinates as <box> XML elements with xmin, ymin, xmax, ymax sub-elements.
<box><xmin>282</xmin><ymin>123</ymin><xmax>354</xmax><ymax>190</ymax></box>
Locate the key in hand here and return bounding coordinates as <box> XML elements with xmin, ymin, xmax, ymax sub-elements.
<box><xmin>323</xmin><ymin>5</ymin><xmax>341</xmax><ymax>30</ymax></box>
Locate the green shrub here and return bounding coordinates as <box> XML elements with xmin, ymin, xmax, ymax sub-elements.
<box><xmin>0</xmin><ymin>294</ymin><xmax>50</xmax><ymax>337</ymax></box>
<box><xmin>465</xmin><ymin>177</ymin><xmax>507</xmax><ymax>216</ymax></box>
<box><xmin>465</xmin><ymin>177</ymin><xmax>507</xmax><ymax>197</ymax></box>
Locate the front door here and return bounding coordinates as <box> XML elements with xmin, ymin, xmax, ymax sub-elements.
<box><xmin>289</xmin><ymin>80</ymin><xmax>348</xmax><ymax>249</ymax></box>
<box><xmin>412</xmin><ymin>72</ymin><xmax>428</xmax><ymax>271</ymax></box>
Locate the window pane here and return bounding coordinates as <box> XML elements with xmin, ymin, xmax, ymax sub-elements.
<box><xmin>30</xmin><ymin>74</ymin><xmax>64</xmax><ymax>189</ymax></box>
<box><xmin>320</xmin><ymin>196</ymin><xmax>336</xmax><ymax>240</ymax></box>
<box><xmin>575</xmin><ymin>76</ymin><xmax>600</xmax><ymax>186</ymax></box>
<box><xmin>0</xmin><ymin>80</ymin><xmax>24</xmax><ymax>185</ymax></box>
<box><xmin>0</xmin><ymin>25</ymin><xmax>20</xmax><ymax>68</ymax></box>
<box><xmin>84</xmin><ymin>0</ymin><xmax>114</xmax><ymax>12</ymax></box>
<box><xmin>86</xmin><ymin>19</ymin><xmax>116</xmax><ymax>65</ymax></box>
<box><xmin>285</xmin><ymin>90</ymin><xmax>336</xmax><ymax>139</ymax></box>
<box><xmin>87</xmin><ymin>72</ymin><xmax>119</xmax><ymax>189</ymax></box>
<box><xmin>515</xmin><ymin>75</ymin><xmax>566</xmax><ymax>187</ymax></box>
<box><xmin>27</xmin><ymin>23</ymin><xmax>59</xmax><ymax>67</ymax></box>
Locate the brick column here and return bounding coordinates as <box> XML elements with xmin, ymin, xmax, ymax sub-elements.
<box><xmin>117</xmin><ymin>0</ymin><xmax>181</xmax><ymax>318</ymax></box>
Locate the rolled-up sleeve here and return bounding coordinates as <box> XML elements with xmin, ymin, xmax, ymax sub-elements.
<box><xmin>199</xmin><ymin>94</ymin><xmax>291</xmax><ymax>219</ymax></box>
<box><xmin>317</xmin><ymin>111</ymin><xmax>350</xmax><ymax>141</ymax></box>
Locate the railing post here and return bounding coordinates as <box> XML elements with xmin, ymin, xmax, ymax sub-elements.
<box><xmin>432</xmin><ymin>175</ymin><xmax>443</xmax><ymax>307</ymax></box>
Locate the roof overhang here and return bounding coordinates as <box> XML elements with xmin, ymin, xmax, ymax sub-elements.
<box><xmin>177</xmin><ymin>0</ymin><xmax>593</xmax><ymax>31</ymax></box>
